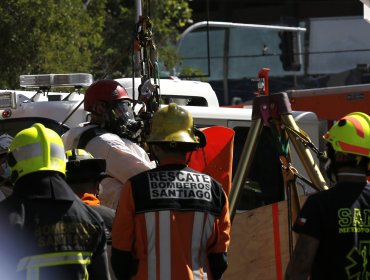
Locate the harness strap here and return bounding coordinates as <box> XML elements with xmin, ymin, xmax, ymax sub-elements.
<box><xmin>77</xmin><ymin>127</ymin><xmax>108</xmax><ymax>149</ymax></box>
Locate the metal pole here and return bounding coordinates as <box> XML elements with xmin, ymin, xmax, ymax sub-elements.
<box><xmin>134</xmin><ymin>0</ymin><xmax>142</xmax><ymax>79</ymax></box>
<box><xmin>282</xmin><ymin>113</ymin><xmax>328</xmax><ymax>191</ymax></box>
<box><xmin>229</xmin><ymin>112</ymin><xmax>264</xmax><ymax>223</ymax></box>
<box><xmin>223</xmin><ymin>29</ymin><xmax>230</xmax><ymax>105</ymax></box>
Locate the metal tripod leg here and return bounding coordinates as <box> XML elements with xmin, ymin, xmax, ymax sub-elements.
<box><xmin>282</xmin><ymin>113</ymin><xmax>328</xmax><ymax>192</ymax></box>
<box><xmin>229</xmin><ymin>116</ymin><xmax>264</xmax><ymax>223</ymax></box>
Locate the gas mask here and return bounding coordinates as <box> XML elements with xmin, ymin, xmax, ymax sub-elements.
<box><xmin>107</xmin><ymin>100</ymin><xmax>143</xmax><ymax>141</ymax></box>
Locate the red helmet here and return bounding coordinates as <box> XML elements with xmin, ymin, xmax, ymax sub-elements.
<box><xmin>84</xmin><ymin>80</ymin><xmax>130</xmax><ymax>112</ymax></box>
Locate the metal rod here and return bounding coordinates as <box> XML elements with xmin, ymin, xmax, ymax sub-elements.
<box><xmin>229</xmin><ymin>117</ymin><xmax>263</xmax><ymax>223</ymax></box>
<box><xmin>282</xmin><ymin>113</ymin><xmax>328</xmax><ymax>191</ymax></box>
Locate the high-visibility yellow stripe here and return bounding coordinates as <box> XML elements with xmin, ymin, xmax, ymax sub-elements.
<box><xmin>17</xmin><ymin>251</ymin><xmax>92</xmax><ymax>280</ymax></box>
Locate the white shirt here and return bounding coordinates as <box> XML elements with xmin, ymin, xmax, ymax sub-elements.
<box><xmin>62</xmin><ymin>124</ymin><xmax>156</xmax><ymax>208</ymax></box>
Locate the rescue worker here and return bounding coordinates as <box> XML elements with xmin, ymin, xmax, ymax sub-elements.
<box><xmin>0</xmin><ymin>133</ymin><xmax>14</xmax><ymax>200</ymax></box>
<box><xmin>65</xmin><ymin>148</ymin><xmax>115</xmax><ymax>242</ymax></box>
<box><xmin>111</xmin><ymin>103</ymin><xmax>231</xmax><ymax>280</ymax></box>
<box><xmin>0</xmin><ymin>123</ymin><xmax>111</xmax><ymax>280</ymax></box>
<box><xmin>285</xmin><ymin>112</ymin><xmax>370</xmax><ymax>279</ymax></box>
<box><xmin>66</xmin><ymin>148</ymin><xmax>117</xmax><ymax>280</ymax></box>
<box><xmin>62</xmin><ymin>79</ymin><xmax>155</xmax><ymax>209</ymax></box>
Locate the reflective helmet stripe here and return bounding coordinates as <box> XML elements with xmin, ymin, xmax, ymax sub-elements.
<box><xmin>17</xmin><ymin>251</ymin><xmax>92</xmax><ymax>280</ymax></box>
<box><xmin>50</xmin><ymin>142</ymin><xmax>67</xmax><ymax>162</ymax></box>
<box><xmin>12</xmin><ymin>142</ymin><xmax>65</xmax><ymax>163</ymax></box>
<box><xmin>338</xmin><ymin>141</ymin><xmax>370</xmax><ymax>156</ymax></box>
<box><xmin>343</xmin><ymin>116</ymin><xmax>365</xmax><ymax>138</ymax></box>
<box><xmin>12</xmin><ymin>143</ymin><xmax>42</xmax><ymax>162</ymax></box>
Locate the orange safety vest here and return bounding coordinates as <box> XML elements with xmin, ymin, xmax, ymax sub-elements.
<box><xmin>112</xmin><ymin>166</ymin><xmax>231</xmax><ymax>280</ymax></box>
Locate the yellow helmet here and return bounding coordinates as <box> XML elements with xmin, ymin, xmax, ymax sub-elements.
<box><xmin>7</xmin><ymin>123</ymin><xmax>66</xmax><ymax>182</ymax></box>
<box><xmin>323</xmin><ymin>112</ymin><xmax>370</xmax><ymax>158</ymax></box>
<box><xmin>147</xmin><ymin>103</ymin><xmax>199</xmax><ymax>146</ymax></box>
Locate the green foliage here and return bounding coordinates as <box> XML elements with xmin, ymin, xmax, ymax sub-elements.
<box><xmin>98</xmin><ymin>0</ymin><xmax>193</xmax><ymax>79</ymax></box>
<box><xmin>94</xmin><ymin>0</ymin><xmax>135</xmax><ymax>79</ymax></box>
<box><xmin>0</xmin><ymin>0</ymin><xmax>192</xmax><ymax>88</ymax></box>
<box><xmin>159</xmin><ymin>45</ymin><xmax>181</xmax><ymax>73</ymax></box>
<box><xmin>150</xmin><ymin>0</ymin><xmax>192</xmax><ymax>45</ymax></box>
<box><xmin>37</xmin><ymin>0</ymin><xmax>105</xmax><ymax>74</ymax></box>
<box><xmin>0</xmin><ymin>0</ymin><xmax>105</xmax><ymax>88</ymax></box>
<box><xmin>179</xmin><ymin>67</ymin><xmax>207</xmax><ymax>82</ymax></box>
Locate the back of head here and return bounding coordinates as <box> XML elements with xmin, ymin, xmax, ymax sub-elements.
<box><xmin>7</xmin><ymin>123</ymin><xmax>66</xmax><ymax>183</ymax></box>
<box><xmin>323</xmin><ymin>112</ymin><xmax>370</xmax><ymax>178</ymax></box>
<box><xmin>147</xmin><ymin>103</ymin><xmax>200</xmax><ymax>151</ymax></box>
<box><xmin>65</xmin><ymin>149</ymin><xmax>106</xmax><ymax>190</ymax></box>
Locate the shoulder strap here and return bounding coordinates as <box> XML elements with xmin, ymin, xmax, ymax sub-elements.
<box><xmin>77</xmin><ymin>127</ymin><xmax>108</xmax><ymax>149</ymax></box>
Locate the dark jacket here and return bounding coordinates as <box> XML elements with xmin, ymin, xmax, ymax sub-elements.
<box><xmin>0</xmin><ymin>172</ymin><xmax>110</xmax><ymax>280</ymax></box>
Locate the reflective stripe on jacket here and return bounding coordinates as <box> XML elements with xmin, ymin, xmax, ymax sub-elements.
<box><xmin>17</xmin><ymin>251</ymin><xmax>92</xmax><ymax>280</ymax></box>
<box><xmin>0</xmin><ymin>172</ymin><xmax>110</xmax><ymax>280</ymax></box>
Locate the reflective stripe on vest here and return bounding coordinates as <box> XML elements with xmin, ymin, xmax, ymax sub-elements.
<box><xmin>17</xmin><ymin>251</ymin><xmax>92</xmax><ymax>280</ymax></box>
<box><xmin>145</xmin><ymin>211</ymin><xmax>214</xmax><ymax>280</ymax></box>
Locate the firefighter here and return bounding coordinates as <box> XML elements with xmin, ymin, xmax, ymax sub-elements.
<box><xmin>111</xmin><ymin>103</ymin><xmax>231</xmax><ymax>280</ymax></box>
<box><xmin>62</xmin><ymin>79</ymin><xmax>155</xmax><ymax>209</ymax></box>
<box><xmin>285</xmin><ymin>112</ymin><xmax>370</xmax><ymax>279</ymax></box>
<box><xmin>65</xmin><ymin>148</ymin><xmax>115</xmax><ymax>241</ymax></box>
<box><xmin>0</xmin><ymin>133</ymin><xmax>14</xmax><ymax>200</ymax></box>
<box><xmin>0</xmin><ymin>123</ymin><xmax>111</xmax><ymax>280</ymax></box>
<box><xmin>66</xmin><ymin>148</ymin><xmax>117</xmax><ymax>280</ymax></box>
